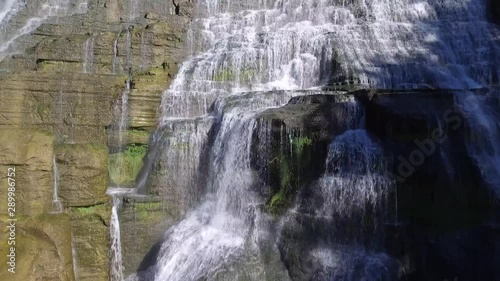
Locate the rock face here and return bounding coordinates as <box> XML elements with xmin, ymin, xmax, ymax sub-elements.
<box><xmin>0</xmin><ymin>130</ymin><xmax>75</xmax><ymax>281</ymax></box>
<box><xmin>249</xmin><ymin>89</ymin><xmax>500</xmax><ymax>281</ymax></box>
<box><xmin>489</xmin><ymin>0</ymin><xmax>500</xmax><ymax>24</ymax></box>
<box><xmin>0</xmin><ymin>0</ymin><xmax>193</xmax><ymax>280</ymax></box>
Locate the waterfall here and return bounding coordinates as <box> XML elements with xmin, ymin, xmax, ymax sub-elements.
<box><xmin>159</xmin><ymin>0</ymin><xmax>499</xmax><ymax>125</ymax></box>
<box><xmin>127</xmin><ymin>0</ymin><xmax>140</xmax><ymax>21</ymax></box>
<box><xmin>140</xmin><ymin>30</ymin><xmax>147</xmax><ymax>71</ymax></box>
<box><xmin>83</xmin><ymin>34</ymin><xmax>95</xmax><ymax>73</ymax></box>
<box><xmin>109</xmin><ymin>193</ymin><xmax>124</xmax><ymax>281</ymax></box>
<box><xmin>318</xmin><ymin>129</ymin><xmax>391</xmax><ymax>223</ymax></box>
<box><xmin>0</xmin><ymin>0</ymin><xmax>17</xmax><ymax>24</ymax></box>
<box><xmin>153</xmin><ymin>113</ymin><xmax>269</xmax><ymax>280</ymax></box>
<box><xmin>71</xmin><ymin>234</ymin><xmax>79</xmax><ymax>280</ymax></box>
<box><xmin>50</xmin><ymin>155</ymin><xmax>63</xmax><ymax>214</ymax></box>
<box><xmin>0</xmin><ymin>0</ymin><xmax>89</xmax><ymax>60</ymax></box>
<box><xmin>455</xmin><ymin>90</ymin><xmax>500</xmax><ymax>197</ymax></box>
<box><xmin>112</xmin><ymin>31</ymin><xmax>122</xmax><ymax>75</ymax></box>
<box><xmin>145</xmin><ymin>0</ymin><xmax>499</xmax><ymax>280</ymax></box>
<box><xmin>125</xmin><ymin>28</ymin><xmax>132</xmax><ymax>70</ymax></box>
<box><xmin>117</xmin><ymin>27</ymin><xmax>133</xmax><ymax>149</ymax></box>
<box><xmin>110</xmin><ymin>26</ymin><xmax>133</xmax><ymax>187</ymax></box>
<box><xmin>118</xmin><ymin>76</ymin><xmax>131</xmax><ymax>150</ymax></box>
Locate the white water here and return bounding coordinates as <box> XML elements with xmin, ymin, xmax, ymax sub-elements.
<box><xmin>456</xmin><ymin>91</ymin><xmax>500</xmax><ymax>197</ymax></box>
<box><xmin>154</xmin><ymin>112</ymin><xmax>272</xmax><ymax>280</ymax></box>
<box><xmin>112</xmin><ymin>31</ymin><xmax>122</xmax><ymax>74</ymax></box>
<box><xmin>109</xmin><ymin>194</ymin><xmax>124</xmax><ymax>281</ymax></box>
<box><xmin>83</xmin><ymin>34</ymin><xmax>95</xmax><ymax>73</ymax></box>
<box><xmin>318</xmin><ymin>129</ymin><xmax>391</xmax><ymax>221</ymax></box>
<box><xmin>159</xmin><ymin>0</ymin><xmax>499</xmax><ymax>124</ymax></box>
<box><xmin>117</xmin><ymin>27</ymin><xmax>133</xmax><ymax>149</ymax></box>
<box><xmin>110</xmin><ymin>27</ymin><xmax>133</xmax><ymax>186</ymax></box>
<box><xmin>119</xmin><ymin>76</ymin><xmax>131</xmax><ymax>149</ymax></box>
<box><xmin>50</xmin><ymin>155</ymin><xmax>63</xmax><ymax>214</ymax></box>
<box><xmin>0</xmin><ymin>0</ymin><xmax>17</xmax><ymax>24</ymax></box>
<box><xmin>71</xmin><ymin>234</ymin><xmax>79</xmax><ymax>280</ymax></box>
<box><xmin>140</xmin><ymin>30</ymin><xmax>147</xmax><ymax>71</ymax></box>
<box><xmin>148</xmin><ymin>0</ymin><xmax>500</xmax><ymax>280</ymax></box>
<box><xmin>0</xmin><ymin>0</ymin><xmax>89</xmax><ymax>61</ymax></box>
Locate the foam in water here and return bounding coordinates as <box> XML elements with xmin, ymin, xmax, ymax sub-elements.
<box><xmin>154</xmin><ymin>114</ymin><xmax>262</xmax><ymax>280</ymax></box>
<box><xmin>127</xmin><ymin>0</ymin><xmax>140</xmax><ymax>21</ymax></box>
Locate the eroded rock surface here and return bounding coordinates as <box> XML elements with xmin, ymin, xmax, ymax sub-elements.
<box><xmin>0</xmin><ymin>0</ymin><xmax>193</xmax><ymax>280</ymax></box>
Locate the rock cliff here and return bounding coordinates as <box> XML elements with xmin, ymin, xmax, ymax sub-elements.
<box><xmin>0</xmin><ymin>0</ymin><xmax>193</xmax><ymax>280</ymax></box>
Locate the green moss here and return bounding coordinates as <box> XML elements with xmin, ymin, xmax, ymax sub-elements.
<box><xmin>292</xmin><ymin>136</ymin><xmax>312</xmax><ymax>155</ymax></box>
<box><xmin>213</xmin><ymin>68</ymin><xmax>256</xmax><ymax>82</ymax></box>
<box><xmin>270</xmin><ymin>191</ymin><xmax>286</xmax><ymax>207</ymax></box>
<box><xmin>129</xmin><ymin>201</ymin><xmax>164</xmax><ymax>222</ymax></box>
<box><xmin>147</xmin><ymin>67</ymin><xmax>167</xmax><ymax>76</ymax></box>
<box><xmin>267</xmin><ymin>156</ymin><xmax>293</xmax><ymax>214</ymax></box>
<box><xmin>126</xmin><ymin>129</ymin><xmax>150</xmax><ymax>144</ymax></box>
<box><xmin>73</xmin><ymin>205</ymin><xmax>101</xmax><ymax>215</ymax></box>
<box><xmin>109</xmin><ymin>144</ymin><xmax>148</xmax><ymax>186</ymax></box>
<box><xmin>280</xmin><ymin>157</ymin><xmax>291</xmax><ymax>189</ymax></box>
<box><xmin>267</xmin><ymin>134</ymin><xmax>316</xmax><ymax>215</ymax></box>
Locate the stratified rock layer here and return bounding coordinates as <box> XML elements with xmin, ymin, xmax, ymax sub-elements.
<box><xmin>0</xmin><ymin>0</ymin><xmax>193</xmax><ymax>280</ymax></box>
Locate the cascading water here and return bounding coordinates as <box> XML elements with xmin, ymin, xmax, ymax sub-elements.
<box><xmin>160</xmin><ymin>0</ymin><xmax>499</xmax><ymax>124</ymax></box>
<box><xmin>0</xmin><ymin>0</ymin><xmax>89</xmax><ymax>61</ymax></box>
<box><xmin>455</xmin><ymin>90</ymin><xmax>500</xmax><ymax>197</ymax></box>
<box><xmin>71</xmin><ymin>234</ymin><xmax>79</xmax><ymax>280</ymax></box>
<box><xmin>83</xmin><ymin>34</ymin><xmax>95</xmax><ymax>73</ymax></box>
<box><xmin>152</xmin><ymin>108</ymin><xmax>290</xmax><ymax>280</ymax></box>
<box><xmin>0</xmin><ymin>0</ymin><xmax>17</xmax><ymax>24</ymax></box>
<box><xmin>118</xmin><ymin>75</ymin><xmax>132</xmax><ymax>149</ymax></box>
<box><xmin>127</xmin><ymin>0</ymin><xmax>140</xmax><ymax>21</ymax></box>
<box><xmin>108</xmin><ymin>24</ymin><xmax>136</xmax><ymax>280</ymax></box>
<box><xmin>140</xmin><ymin>30</ymin><xmax>148</xmax><ymax>71</ymax></box>
<box><xmin>319</xmin><ymin>129</ymin><xmax>390</xmax><ymax>220</ymax></box>
<box><xmin>112</xmin><ymin>31</ymin><xmax>122</xmax><ymax>75</ymax></box>
<box><xmin>109</xmin><ymin>192</ymin><xmax>125</xmax><ymax>281</ymax></box>
<box><xmin>109</xmin><ymin>26</ymin><xmax>133</xmax><ymax>186</ymax></box>
<box><xmin>50</xmin><ymin>155</ymin><xmax>63</xmax><ymax>214</ymax></box>
<box><xmin>141</xmin><ymin>0</ymin><xmax>500</xmax><ymax>280</ymax></box>
<box><xmin>292</xmin><ymin>129</ymin><xmax>395</xmax><ymax>279</ymax></box>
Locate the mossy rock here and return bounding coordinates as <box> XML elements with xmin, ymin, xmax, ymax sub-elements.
<box><xmin>109</xmin><ymin>144</ymin><xmax>148</xmax><ymax>186</ymax></box>
<box><xmin>68</xmin><ymin>203</ymin><xmax>111</xmax><ymax>281</ymax></box>
<box><xmin>55</xmin><ymin>144</ymin><xmax>109</xmax><ymax>207</ymax></box>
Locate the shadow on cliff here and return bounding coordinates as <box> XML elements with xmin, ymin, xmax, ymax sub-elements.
<box><xmin>132</xmin><ymin>1</ymin><xmax>500</xmax><ymax>281</ymax></box>
<box><xmin>325</xmin><ymin>0</ymin><xmax>500</xmax><ymax>90</ymax></box>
